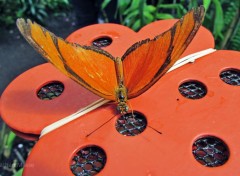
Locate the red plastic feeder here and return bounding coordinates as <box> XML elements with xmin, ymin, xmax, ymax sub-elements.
<box><xmin>23</xmin><ymin>50</ymin><xmax>240</xmax><ymax>176</ymax></box>
<box><xmin>0</xmin><ymin>20</ymin><xmax>214</xmax><ymax>140</ymax></box>
<box><xmin>5</xmin><ymin>20</ymin><xmax>240</xmax><ymax>176</ymax></box>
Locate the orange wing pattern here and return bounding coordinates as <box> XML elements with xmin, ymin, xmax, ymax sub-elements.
<box><xmin>17</xmin><ymin>6</ymin><xmax>204</xmax><ymax>104</ymax></box>
<box><xmin>17</xmin><ymin>19</ymin><xmax>118</xmax><ymax>100</ymax></box>
<box><xmin>122</xmin><ymin>6</ymin><xmax>205</xmax><ymax>98</ymax></box>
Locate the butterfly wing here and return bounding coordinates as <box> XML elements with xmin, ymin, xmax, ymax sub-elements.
<box><xmin>17</xmin><ymin>19</ymin><xmax>118</xmax><ymax>100</ymax></box>
<box><xmin>122</xmin><ymin>6</ymin><xmax>205</xmax><ymax>98</ymax></box>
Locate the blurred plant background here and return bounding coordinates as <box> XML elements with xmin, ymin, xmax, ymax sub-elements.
<box><xmin>0</xmin><ymin>124</ymin><xmax>35</xmax><ymax>176</ymax></box>
<box><xmin>0</xmin><ymin>0</ymin><xmax>70</xmax><ymax>26</ymax></box>
<box><xmin>0</xmin><ymin>0</ymin><xmax>239</xmax><ymax>50</ymax></box>
<box><xmin>101</xmin><ymin>0</ymin><xmax>240</xmax><ymax>50</ymax></box>
<box><xmin>0</xmin><ymin>0</ymin><xmax>239</xmax><ymax>175</ymax></box>
<box><xmin>1</xmin><ymin>1</ymin><xmax>71</xmax><ymax>176</ymax></box>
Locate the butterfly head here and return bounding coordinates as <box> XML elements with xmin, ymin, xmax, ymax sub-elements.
<box><xmin>116</xmin><ymin>85</ymin><xmax>129</xmax><ymax>114</ymax></box>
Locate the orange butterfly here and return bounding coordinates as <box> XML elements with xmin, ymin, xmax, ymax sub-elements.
<box><xmin>16</xmin><ymin>6</ymin><xmax>204</xmax><ymax>114</ymax></box>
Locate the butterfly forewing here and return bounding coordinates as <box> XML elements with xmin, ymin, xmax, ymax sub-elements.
<box><xmin>170</xmin><ymin>7</ymin><xmax>204</xmax><ymax>61</ymax></box>
<box><xmin>122</xmin><ymin>6</ymin><xmax>205</xmax><ymax>98</ymax></box>
<box><xmin>122</xmin><ymin>31</ymin><xmax>172</xmax><ymax>98</ymax></box>
<box><xmin>17</xmin><ymin>19</ymin><xmax>70</xmax><ymax>76</ymax></box>
<box><xmin>17</xmin><ymin>19</ymin><xmax>118</xmax><ymax>100</ymax></box>
<box><xmin>57</xmin><ymin>40</ymin><xmax>118</xmax><ymax>99</ymax></box>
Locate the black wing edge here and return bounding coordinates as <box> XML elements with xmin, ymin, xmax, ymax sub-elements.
<box><xmin>16</xmin><ymin>18</ymin><xmax>116</xmax><ymax>61</ymax></box>
<box><xmin>121</xmin><ymin>6</ymin><xmax>205</xmax><ymax>61</ymax></box>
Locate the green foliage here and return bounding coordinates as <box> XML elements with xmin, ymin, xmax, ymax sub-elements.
<box><xmin>101</xmin><ymin>0</ymin><xmax>240</xmax><ymax>50</ymax></box>
<box><xmin>226</xmin><ymin>20</ymin><xmax>240</xmax><ymax>50</ymax></box>
<box><xmin>0</xmin><ymin>123</ymin><xmax>16</xmax><ymax>159</ymax></box>
<box><xmin>14</xmin><ymin>168</ymin><xmax>23</xmax><ymax>176</ymax></box>
<box><xmin>0</xmin><ymin>123</ymin><xmax>35</xmax><ymax>175</ymax></box>
<box><xmin>0</xmin><ymin>0</ymin><xmax>70</xmax><ymax>28</ymax></box>
<box><xmin>219</xmin><ymin>1</ymin><xmax>240</xmax><ymax>50</ymax></box>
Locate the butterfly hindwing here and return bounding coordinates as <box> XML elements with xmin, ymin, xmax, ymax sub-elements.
<box><xmin>17</xmin><ymin>19</ymin><xmax>118</xmax><ymax>100</ymax></box>
<box><xmin>122</xmin><ymin>6</ymin><xmax>205</xmax><ymax>98</ymax></box>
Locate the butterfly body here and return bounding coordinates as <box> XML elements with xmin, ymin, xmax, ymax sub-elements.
<box><xmin>16</xmin><ymin>7</ymin><xmax>205</xmax><ymax>114</ymax></box>
<box><xmin>115</xmin><ymin>85</ymin><xmax>129</xmax><ymax>113</ymax></box>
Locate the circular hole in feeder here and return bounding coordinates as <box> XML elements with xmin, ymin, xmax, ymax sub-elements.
<box><xmin>179</xmin><ymin>80</ymin><xmax>207</xmax><ymax>99</ymax></box>
<box><xmin>37</xmin><ymin>81</ymin><xmax>64</xmax><ymax>100</ymax></box>
<box><xmin>70</xmin><ymin>146</ymin><xmax>107</xmax><ymax>176</ymax></box>
<box><xmin>92</xmin><ymin>37</ymin><xmax>112</xmax><ymax>48</ymax></box>
<box><xmin>115</xmin><ymin>111</ymin><xmax>147</xmax><ymax>136</ymax></box>
<box><xmin>192</xmin><ymin>136</ymin><xmax>229</xmax><ymax>167</ymax></box>
<box><xmin>220</xmin><ymin>68</ymin><xmax>240</xmax><ymax>86</ymax></box>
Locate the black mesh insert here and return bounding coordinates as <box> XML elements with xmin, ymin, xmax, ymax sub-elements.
<box><xmin>37</xmin><ymin>82</ymin><xmax>64</xmax><ymax>100</ymax></box>
<box><xmin>92</xmin><ymin>37</ymin><xmax>112</xmax><ymax>48</ymax></box>
<box><xmin>179</xmin><ymin>81</ymin><xmax>207</xmax><ymax>99</ymax></box>
<box><xmin>220</xmin><ymin>69</ymin><xmax>240</xmax><ymax>86</ymax></box>
<box><xmin>116</xmin><ymin>112</ymin><xmax>147</xmax><ymax>136</ymax></box>
<box><xmin>70</xmin><ymin>146</ymin><xmax>106</xmax><ymax>176</ymax></box>
<box><xmin>192</xmin><ymin>136</ymin><xmax>229</xmax><ymax>167</ymax></box>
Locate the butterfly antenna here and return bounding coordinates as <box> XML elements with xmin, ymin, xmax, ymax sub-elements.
<box><xmin>148</xmin><ymin>126</ymin><xmax>162</xmax><ymax>135</ymax></box>
<box><xmin>86</xmin><ymin>114</ymin><xmax>116</xmax><ymax>137</ymax></box>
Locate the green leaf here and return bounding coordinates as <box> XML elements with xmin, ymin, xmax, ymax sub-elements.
<box><xmin>145</xmin><ymin>5</ymin><xmax>156</xmax><ymax>13</ymax></box>
<box><xmin>28</xmin><ymin>0</ymin><xmax>33</xmax><ymax>5</ymax></box>
<box><xmin>212</xmin><ymin>0</ymin><xmax>224</xmax><ymax>38</ymax></box>
<box><xmin>3</xmin><ymin>131</ymin><xmax>16</xmax><ymax>157</ymax></box>
<box><xmin>123</xmin><ymin>0</ymin><xmax>140</xmax><ymax>15</ymax></box>
<box><xmin>38</xmin><ymin>9</ymin><xmax>48</xmax><ymax>17</ymax></box>
<box><xmin>117</xmin><ymin>0</ymin><xmax>131</xmax><ymax>13</ymax></box>
<box><xmin>139</xmin><ymin>0</ymin><xmax>146</xmax><ymax>29</ymax></box>
<box><xmin>132</xmin><ymin>19</ymin><xmax>140</xmax><ymax>31</ymax></box>
<box><xmin>203</xmin><ymin>0</ymin><xmax>211</xmax><ymax>12</ymax></box>
<box><xmin>36</xmin><ymin>4</ymin><xmax>45</xmax><ymax>9</ymax></box>
<box><xmin>188</xmin><ymin>0</ymin><xmax>198</xmax><ymax>9</ymax></box>
<box><xmin>157</xmin><ymin>3</ymin><xmax>184</xmax><ymax>9</ymax></box>
<box><xmin>16</xmin><ymin>9</ymin><xmax>24</xmax><ymax>17</ymax></box>
<box><xmin>101</xmin><ymin>0</ymin><xmax>111</xmax><ymax>10</ymax></box>
<box><xmin>157</xmin><ymin>3</ymin><xmax>187</xmax><ymax>17</ymax></box>
<box><xmin>116</xmin><ymin>0</ymin><xmax>131</xmax><ymax>20</ymax></box>
<box><xmin>124</xmin><ymin>10</ymin><xmax>139</xmax><ymax>23</ymax></box>
<box><xmin>6</xmin><ymin>131</ymin><xmax>16</xmax><ymax>147</ymax></box>
<box><xmin>36</xmin><ymin>14</ymin><xmax>44</xmax><ymax>22</ymax></box>
<box><xmin>30</xmin><ymin>5</ymin><xmax>36</xmax><ymax>15</ymax></box>
<box><xmin>14</xmin><ymin>168</ymin><xmax>23</xmax><ymax>176</ymax></box>
<box><xmin>124</xmin><ymin>14</ymin><xmax>138</xmax><ymax>27</ymax></box>
<box><xmin>156</xmin><ymin>13</ymin><xmax>174</xmax><ymax>19</ymax></box>
<box><xmin>61</xmin><ymin>0</ymin><xmax>69</xmax><ymax>5</ymax></box>
<box><xmin>143</xmin><ymin>11</ymin><xmax>154</xmax><ymax>23</ymax></box>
